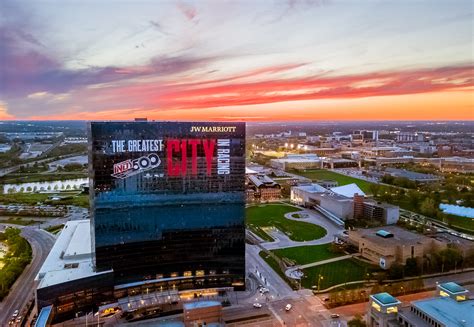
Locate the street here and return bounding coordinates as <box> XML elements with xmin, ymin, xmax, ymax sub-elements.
<box><xmin>0</xmin><ymin>225</ymin><xmax>55</xmax><ymax>326</ymax></box>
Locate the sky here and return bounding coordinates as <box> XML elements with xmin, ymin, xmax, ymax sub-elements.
<box><xmin>0</xmin><ymin>0</ymin><xmax>472</xmax><ymax>121</ymax></box>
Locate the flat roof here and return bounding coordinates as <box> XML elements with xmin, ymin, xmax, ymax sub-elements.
<box><xmin>413</xmin><ymin>297</ymin><xmax>474</xmax><ymax>327</ymax></box>
<box><xmin>37</xmin><ymin>220</ymin><xmax>111</xmax><ymax>289</ymax></box>
<box><xmin>350</xmin><ymin>226</ymin><xmax>429</xmax><ymax>247</ymax></box>
<box><xmin>293</xmin><ymin>183</ymin><xmax>327</xmax><ymax>193</ymax></box>
<box><xmin>183</xmin><ymin>300</ymin><xmax>221</xmax><ymax>310</ymax></box>
<box><xmin>64</xmin><ymin>220</ymin><xmax>91</xmax><ymax>258</ymax></box>
<box><xmin>439</xmin><ymin>282</ymin><xmax>468</xmax><ymax>294</ymax></box>
<box><xmin>371</xmin><ymin>292</ymin><xmax>401</xmax><ymax>306</ymax></box>
<box><xmin>34</xmin><ymin>305</ymin><xmax>52</xmax><ymax>327</ymax></box>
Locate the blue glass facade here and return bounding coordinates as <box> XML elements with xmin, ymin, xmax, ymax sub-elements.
<box><xmin>89</xmin><ymin>122</ymin><xmax>245</xmax><ymax>288</ymax></box>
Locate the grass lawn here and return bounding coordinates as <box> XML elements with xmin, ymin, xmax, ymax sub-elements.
<box><xmin>444</xmin><ymin>214</ymin><xmax>474</xmax><ymax>233</ymax></box>
<box><xmin>0</xmin><ymin>217</ymin><xmax>40</xmax><ymax>226</ymax></box>
<box><xmin>271</xmin><ymin>243</ymin><xmax>344</xmax><ymax>266</ymax></box>
<box><xmin>247</xmin><ymin>204</ymin><xmax>327</xmax><ymax>242</ymax></box>
<box><xmin>259</xmin><ymin>251</ymin><xmax>295</xmax><ymax>289</ymax></box>
<box><xmin>289</xmin><ymin>169</ymin><xmax>385</xmax><ymax>195</ymax></box>
<box><xmin>301</xmin><ymin>258</ymin><xmax>376</xmax><ymax>290</ymax></box>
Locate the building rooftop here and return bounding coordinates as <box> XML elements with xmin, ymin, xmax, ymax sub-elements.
<box><xmin>376</xmin><ymin>230</ymin><xmax>394</xmax><ymax>238</ymax></box>
<box><xmin>34</xmin><ymin>305</ymin><xmax>52</xmax><ymax>327</ymax></box>
<box><xmin>351</xmin><ymin>226</ymin><xmax>429</xmax><ymax>247</ymax></box>
<box><xmin>371</xmin><ymin>292</ymin><xmax>401</xmax><ymax>306</ymax></box>
<box><xmin>412</xmin><ymin>296</ymin><xmax>474</xmax><ymax>327</ymax></box>
<box><xmin>384</xmin><ymin>167</ymin><xmax>440</xmax><ymax>181</ymax></box>
<box><xmin>330</xmin><ymin>183</ymin><xmax>365</xmax><ymax>198</ymax></box>
<box><xmin>183</xmin><ymin>300</ymin><xmax>221</xmax><ymax>310</ymax></box>
<box><xmin>439</xmin><ymin>282</ymin><xmax>468</xmax><ymax>295</ymax></box>
<box><xmin>293</xmin><ymin>183</ymin><xmax>328</xmax><ymax>193</ymax></box>
<box><xmin>248</xmin><ymin>174</ymin><xmax>279</xmax><ymax>188</ymax></box>
<box><xmin>36</xmin><ymin>219</ymin><xmax>111</xmax><ymax>289</ymax></box>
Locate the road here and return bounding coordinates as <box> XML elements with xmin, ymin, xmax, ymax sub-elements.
<box><xmin>0</xmin><ymin>151</ymin><xmax>85</xmax><ymax>177</ymax></box>
<box><xmin>0</xmin><ymin>225</ymin><xmax>56</xmax><ymax>326</ymax></box>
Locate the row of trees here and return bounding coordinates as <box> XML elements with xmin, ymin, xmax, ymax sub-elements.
<box><xmin>327</xmin><ymin>279</ymin><xmax>425</xmax><ymax>308</ymax></box>
<box><xmin>0</xmin><ymin>228</ymin><xmax>32</xmax><ymax>300</ymax></box>
<box><xmin>387</xmin><ymin>245</ymin><xmax>472</xmax><ymax>280</ymax></box>
<box><xmin>6</xmin><ymin>183</ymin><xmax>82</xmax><ymax>193</ymax></box>
<box><xmin>381</xmin><ymin>175</ymin><xmax>417</xmax><ymax>189</ymax></box>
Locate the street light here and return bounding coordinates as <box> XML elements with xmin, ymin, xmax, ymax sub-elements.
<box><xmin>317</xmin><ymin>274</ymin><xmax>324</xmax><ymax>292</ymax></box>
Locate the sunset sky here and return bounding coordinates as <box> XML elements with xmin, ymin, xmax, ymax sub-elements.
<box><xmin>0</xmin><ymin>0</ymin><xmax>472</xmax><ymax>121</ymax></box>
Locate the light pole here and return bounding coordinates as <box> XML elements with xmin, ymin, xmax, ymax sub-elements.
<box><xmin>317</xmin><ymin>274</ymin><xmax>324</xmax><ymax>292</ymax></box>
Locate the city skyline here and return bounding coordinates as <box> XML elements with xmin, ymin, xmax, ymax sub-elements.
<box><xmin>0</xmin><ymin>0</ymin><xmax>473</xmax><ymax>121</ymax></box>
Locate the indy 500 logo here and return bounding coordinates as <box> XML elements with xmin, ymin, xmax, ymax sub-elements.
<box><xmin>112</xmin><ymin>153</ymin><xmax>161</xmax><ymax>179</ymax></box>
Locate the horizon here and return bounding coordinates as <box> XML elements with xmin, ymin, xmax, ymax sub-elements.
<box><xmin>1</xmin><ymin>0</ymin><xmax>473</xmax><ymax>121</ymax></box>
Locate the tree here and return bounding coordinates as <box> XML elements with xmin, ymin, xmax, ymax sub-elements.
<box><xmin>348</xmin><ymin>314</ymin><xmax>367</xmax><ymax>327</ymax></box>
<box><xmin>420</xmin><ymin>198</ymin><xmax>437</xmax><ymax>217</ymax></box>
<box><xmin>388</xmin><ymin>263</ymin><xmax>404</xmax><ymax>280</ymax></box>
<box><xmin>369</xmin><ymin>184</ymin><xmax>381</xmax><ymax>197</ymax></box>
<box><xmin>405</xmin><ymin>258</ymin><xmax>419</xmax><ymax>277</ymax></box>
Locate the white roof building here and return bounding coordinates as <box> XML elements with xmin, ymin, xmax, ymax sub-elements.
<box><xmin>330</xmin><ymin>183</ymin><xmax>365</xmax><ymax>198</ymax></box>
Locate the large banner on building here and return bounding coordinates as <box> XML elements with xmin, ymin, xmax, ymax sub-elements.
<box><xmin>89</xmin><ymin>122</ymin><xmax>245</xmax><ymax>287</ymax></box>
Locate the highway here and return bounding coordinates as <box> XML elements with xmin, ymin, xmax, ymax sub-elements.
<box><xmin>0</xmin><ymin>225</ymin><xmax>56</xmax><ymax>326</ymax></box>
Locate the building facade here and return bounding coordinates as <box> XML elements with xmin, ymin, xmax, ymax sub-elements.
<box><xmin>89</xmin><ymin>122</ymin><xmax>246</xmax><ymax>287</ymax></box>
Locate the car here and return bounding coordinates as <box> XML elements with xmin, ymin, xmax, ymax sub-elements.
<box><xmin>259</xmin><ymin>287</ymin><xmax>269</xmax><ymax>294</ymax></box>
<box><xmin>253</xmin><ymin>303</ymin><xmax>262</xmax><ymax>308</ymax></box>
<box><xmin>16</xmin><ymin>316</ymin><xmax>22</xmax><ymax>323</ymax></box>
<box><xmin>285</xmin><ymin>304</ymin><xmax>292</xmax><ymax>311</ymax></box>
<box><xmin>331</xmin><ymin>313</ymin><xmax>340</xmax><ymax>319</ymax></box>
<box><xmin>12</xmin><ymin>310</ymin><xmax>19</xmax><ymax>317</ymax></box>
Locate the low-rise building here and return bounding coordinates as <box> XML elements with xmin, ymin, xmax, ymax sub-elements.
<box><xmin>354</xmin><ymin>195</ymin><xmax>399</xmax><ymax>225</ymax></box>
<box><xmin>290</xmin><ymin>183</ymin><xmax>327</xmax><ymax>206</ymax></box>
<box><xmin>247</xmin><ymin>174</ymin><xmax>281</xmax><ymax>202</ymax></box>
<box><xmin>383</xmin><ymin>168</ymin><xmax>441</xmax><ymax>183</ymax></box>
<box><xmin>348</xmin><ymin>226</ymin><xmax>444</xmax><ymax>269</ymax></box>
<box><xmin>270</xmin><ymin>154</ymin><xmax>322</xmax><ymax>170</ymax></box>
<box><xmin>367</xmin><ymin>282</ymin><xmax>473</xmax><ymax>327</ymax></box>
<box><xmin>183</xmin><ymin>301</ymin><xmax>223</xmax><ymax>327</ymax></box>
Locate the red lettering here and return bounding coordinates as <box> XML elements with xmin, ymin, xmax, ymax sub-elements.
<box><xmin>166</xmin><ymin>139</ymin><xmax>180</xmax><ymax>177</ymax></box>
<box><xmin>188</xmin><ymin>139</ymin><xmax>201</xmax><ymax>175</ymax></box>
<box><xmin>166</xmin><ymin>138</ymin><xmax>215</xmax><ymax>177</ymax></box>
<box><xmin>203</xmin><ymin>139</ymin><xmax>216</xmax><ymax>176</ymax></box>
<box><xmin>180</xmin><ymin>140</ymin><xmax>187</xmax><ymax>176</ymax></box>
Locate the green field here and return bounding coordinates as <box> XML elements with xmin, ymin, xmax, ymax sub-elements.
<box><xmin>445</xmin><ymin>214</ymin><xmax>474</xmax><ymax>232</ymax></box>
<box><xmin>289</xmin><ymin>169</ymin><xmax>382</xmax><ymax>195</ymax></box>
<box><xmin>301</xmin><ymin>259</ymin><xmax>376</xmax><ymax>290</ymax></box>
<box><xmin>247</xmin><ymin>204</ymin><xmax>327</xmax><ymax>242</ymax></box>
<box><xmin>259</xmin><ymin>251</ymin><xmax>292</xmax><ymax>286</ymax></box>
<box><xmin>271</xmin><ymin>244</ymin><xmax>343</xmax><ymax>266</ymax></box>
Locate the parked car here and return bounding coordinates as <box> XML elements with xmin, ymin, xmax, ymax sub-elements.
<box><xmin>285</xmin><ymin>304</ymin><xmax>292</xmax><ymax>311</ymax></box>
<box><xmin>253</xmin><ymin>303</ymin><xmax>262</xmax><ymax>308</ymax></box>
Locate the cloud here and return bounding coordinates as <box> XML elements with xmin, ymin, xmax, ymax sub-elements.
<box><xmin>18</xmin><ymin>63</ymin><xmax>474</xmax><ymax>120</ymax></box>
<box><xmin>0</xmin><ymin>102</ymin><xmax>13</xmax><ymax>120</ymax></box>
<box><xmin>177</xmin><ymin>2</ymin><xmax>197</xmax><ymax>21</ymax></box>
